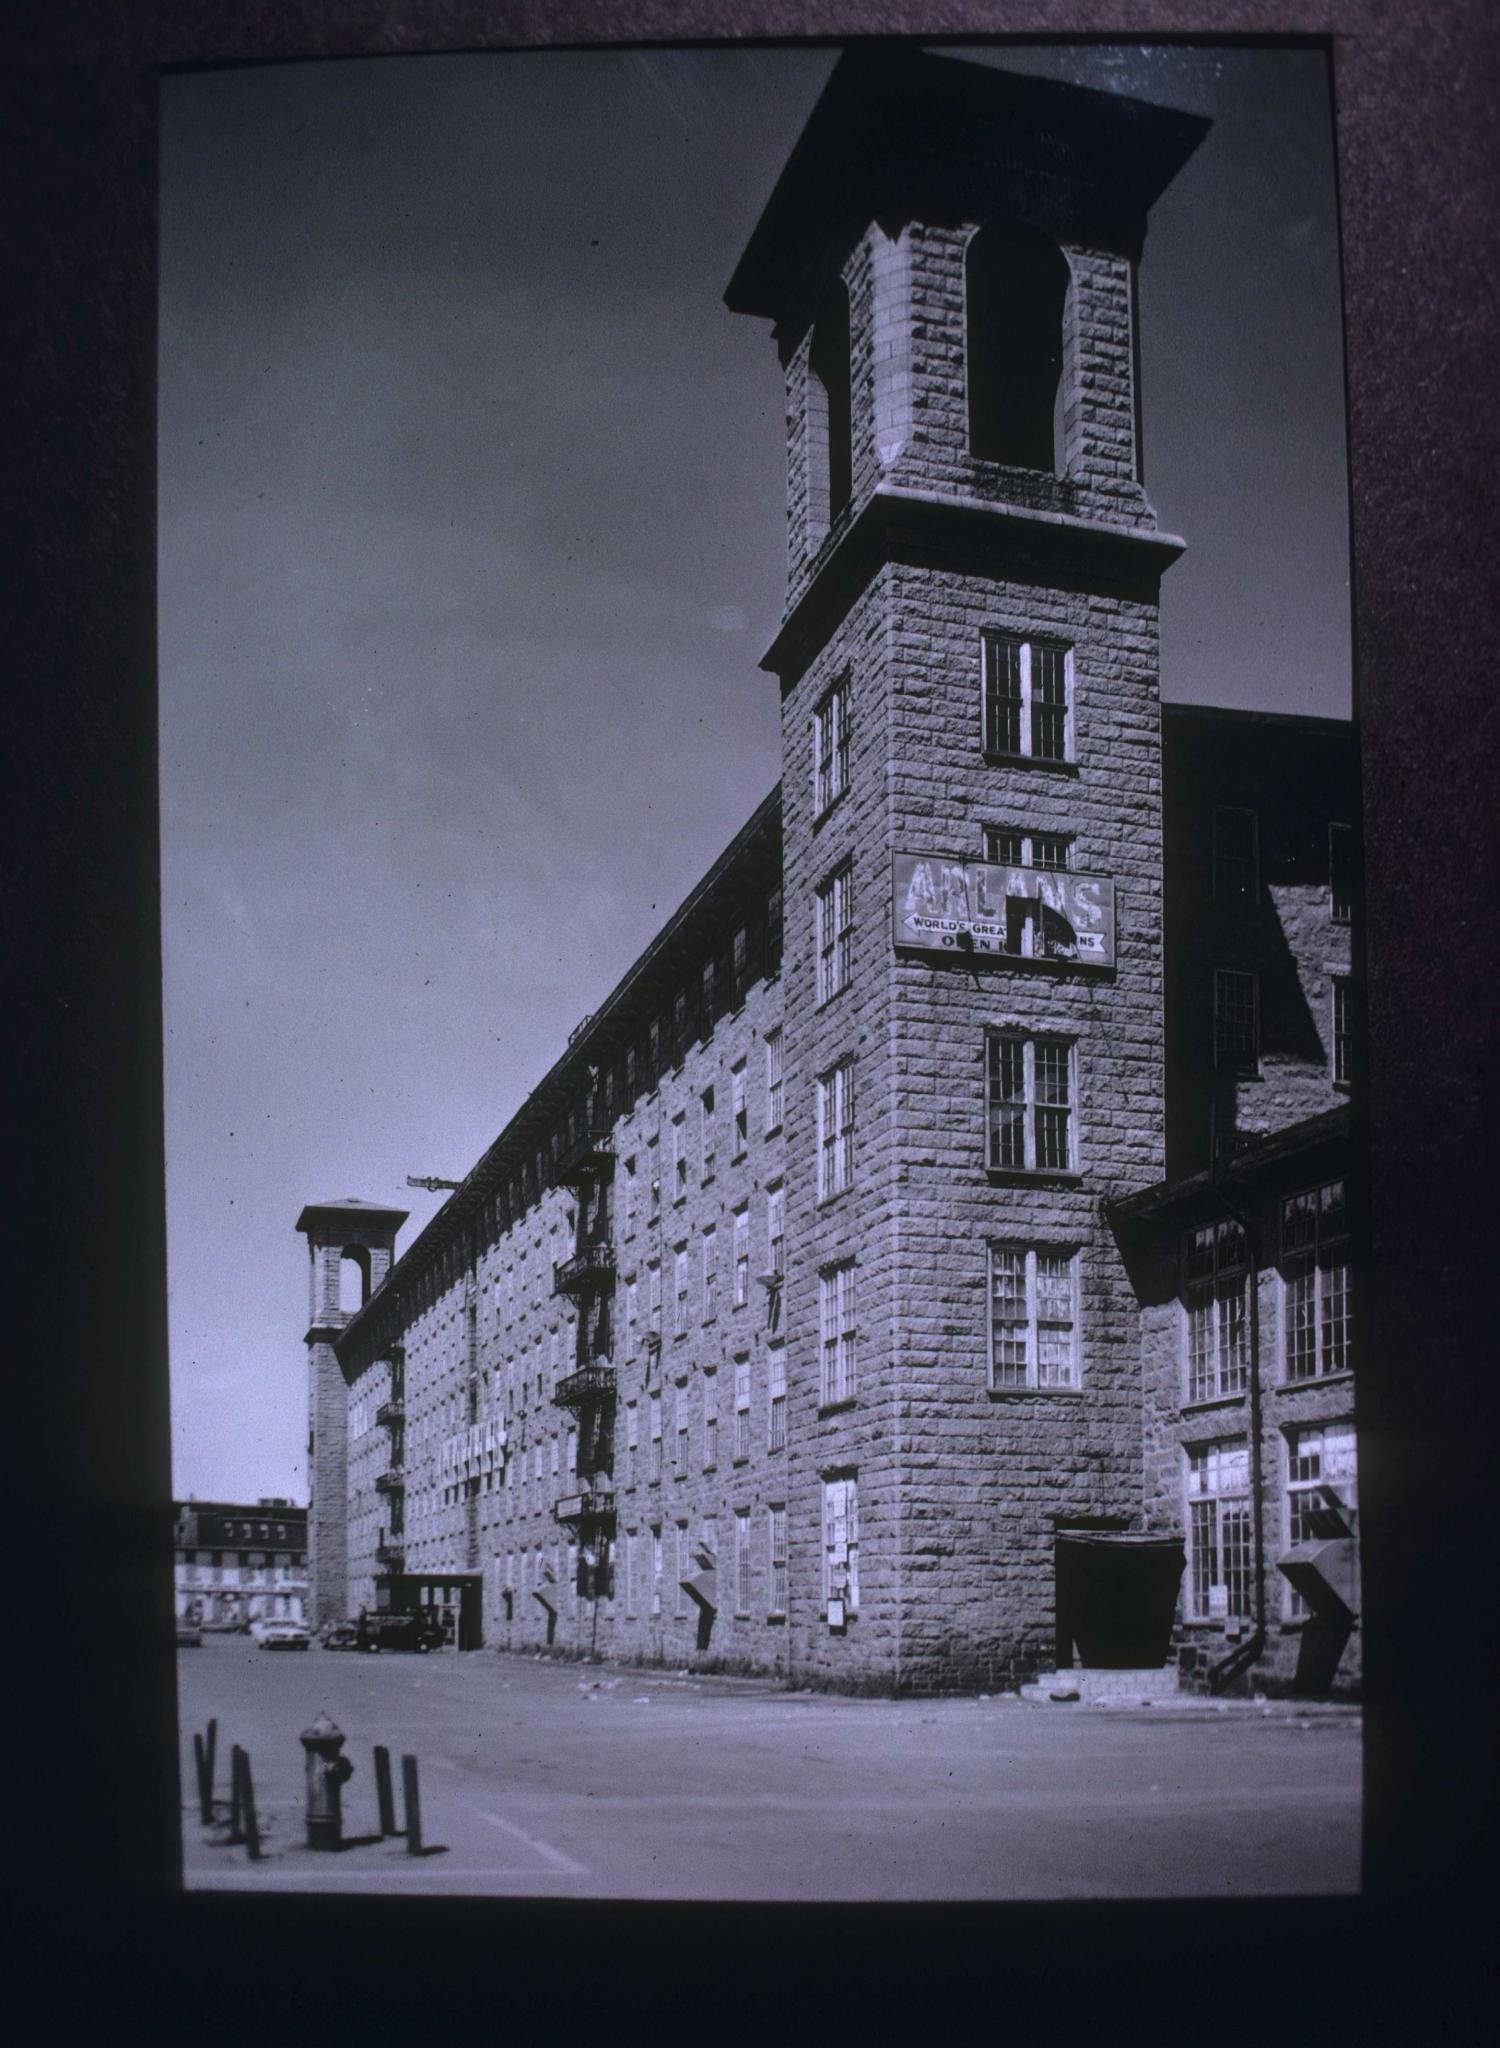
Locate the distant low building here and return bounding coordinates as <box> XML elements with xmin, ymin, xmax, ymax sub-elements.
<box><xmin>173</xmin><ymin>1498</ymin><xmax>309</xmax><ymax>1630</ymax></box>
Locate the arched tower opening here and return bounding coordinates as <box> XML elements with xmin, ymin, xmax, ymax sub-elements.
<box><xmin>338</xmin><ymin>1247</ymin><xmax>371</xmax><ymax>1315</ymax></box>
<box><xmin>965</xmin><ymin>221</ymin><xmax>1072</xmax><ymax>472</ymax></box>
<box><xmin>807</xmin><ymin>277</ymin><xmax>853</xmax><ymax>539</ymax></box>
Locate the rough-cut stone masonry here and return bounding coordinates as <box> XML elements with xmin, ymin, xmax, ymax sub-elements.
<box><xmin>305</xmin><ymin>54</ymin><xmax>1358</xmax><ymax>1696</ymax></box>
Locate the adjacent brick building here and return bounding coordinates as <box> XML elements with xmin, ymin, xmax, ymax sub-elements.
<box><xmin>298</xmin><ymin>50</ymin><xmax>1361</xmax><ymax>1696</ymax></box>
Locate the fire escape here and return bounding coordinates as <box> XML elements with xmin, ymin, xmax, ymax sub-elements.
<box><xmin>375</xmin><ymin>1346</ymin><xmax>406</xmax><ymax>1573</ymax></box>
<box><xmin>551</xmin><ymin>1113</ymin><xmax>617</xmax><ymax>1595</ymax></box>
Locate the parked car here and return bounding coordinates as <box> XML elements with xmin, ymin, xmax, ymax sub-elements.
<box><xmin>251</xmin><ymin>1616</ymin><xmax>310</xmax><ymax>1651</ymax></box>
<box><xmin>318</xmin><ymin>1619</ymin><xmax>361</xmax><ymax>1651</ymax></box>
<box><xmin>354</xmin><ymin>1610</ymin><xmax>444</xmax><ymax>1654</ymax></box>
<box><xmin>175</xmin><ymin>1617</ymin><xmax>203</xmax><ymax>1647</ymax></box>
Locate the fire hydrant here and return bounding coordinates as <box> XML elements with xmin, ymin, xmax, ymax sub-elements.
<box><xmin>300</xmin><ymin>1711</ymin><xmax>355</xmax><ymax>1850</ymax></box>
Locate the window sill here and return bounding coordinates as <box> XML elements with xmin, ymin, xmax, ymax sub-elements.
<box><xmin>812</xmin><ymin>790</ymin><xmax>849</xmax><ymax>832</ymax></box>
<box><xmin>987</xmin><ymin>1386</ymin><xmax>1084</xmax><ymax>1401</ymax></box>
<box><xmin>1277</xmin><ymin>1370</ymin><xmax>1356</xmax><ymax>1395</ymax></box>
<box><xmin>764</xmin><ymin>1122</ymin><xmax>783</xmax><ymax>1141</ymax></box>
<box><xmin>765</xmin><ymin>1612</ymin><xmax>787</xmax><ymax>1625</ymax></box>
<box><xmin>986</xmin><ymin>1168</ymin><xmax>1083</xmax><ymax>1190</ymax></box>
<box><xmin>732</xmin><ymin>1456</ymin><xmax>749</xmax><ymax>1470</ymax></box>
<box><xmin>817</xmin><ymin>1398</ymin><xmax>857</xmax><ymax>1419</ymax></box>
<box><xmin>1180</xmin><ymin>1392</ymin><xmax>1247</xmax><ymax>1418</ymax></box>
<box><xmin>816</xmin><ymin>1187</ymin><xmax>854</xmax><ymax>1212</ymax></box>
<box><xmin>702</xmin><ymin>1464</ymin><xmax>717</xmax><ymax>1478</ymax></box>
<box><xmin>983</xmin><ymin>752</ymin><xmax>1080</xmax><ymax>779</ymax></box>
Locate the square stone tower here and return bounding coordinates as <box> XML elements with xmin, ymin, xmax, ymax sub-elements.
<box><xmin>296</xmin><ymin>1197</ymin><xmax>407</xmax><ymax>1627</ymax></box>
<box><xmin>727</xmin><ymin>49</ymin><xmax>1208</xmax><ymax>1688</ymax></box>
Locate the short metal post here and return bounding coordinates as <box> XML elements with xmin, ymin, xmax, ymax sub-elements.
<box><xmin>238</xmin><ymin>1748</ymin><xmax>263</xmax><ymax>1861</ymax></box>
<box><xmin>401</xmin><ymin>1754</ymin><xmax>422</xmax><ymax>1856</ymax></box>
<box><xmin>193</xmin><ymin>1733</ymin><xmax>210</xmax><ymax>1824</ymax></box>
<box><xmin>373</xmin><ymin>1745</ymin><xmax>398</xmax><ymax>1838</ymax></box>
<box><xmin>225</xmin><ymin>1744</ymin><xmax>245</xmax><ymax>1844</ymax></box>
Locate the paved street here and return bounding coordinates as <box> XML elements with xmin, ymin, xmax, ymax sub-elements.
<box><xmin>178</xmin><ymin>1637</ymin><xmax>1360</xmax><ymax>1899</ymax></box>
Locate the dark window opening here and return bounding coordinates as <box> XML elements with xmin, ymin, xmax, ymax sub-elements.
<box><xmin>808</xmin><ymin>280</ymin><xmax>852</xmax><ymax>532</ymax></box>
<box><xmin>966</xmin><ymin>222</ymin><xmax>1070</xmax><ymax>473</ymax></box>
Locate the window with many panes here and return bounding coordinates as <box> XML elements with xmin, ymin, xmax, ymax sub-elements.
<box><xmin>819</xmin><ymin>1262</ymin><xmax>857</xmax><ymax>1406</ymax></box>
<box><xmin>647</xmin><ymin>1135</ymin><xmax>660</xmax><ymax>1219</ymax></box>
<box><xmin>766</xmin><ymin>1184</ymin><xmax>785</xmax><ymax>1280</ymax></box>
<box><xmin>1285</xmin><ymin>1421</ymin><xmax>1358</xmax><ymax>1618</ymax></box>
<box><xmin>988</xmin><ymin>1245</ymin><xmax>1079</xmax><ymax>1390</ymax></box>
<box><xmin>625</xmin><ymin>1401</ymin><xmax>638</xmax><ymax>1489</ymax></box>
<box><xmin>816</xmin><ymin>861</ymin><xmax>854</xmax><ymax>1004</ymax></box>
<box><xmin>1332</xmin><ymin>976</ymin><xmax>1352</xmax><ymax>1086</ymax></box>
<box><xmin>765</xmin><ymin>1029</ymin><xmax>783</xmax><ymax>1133</ymax></box>
<box><xmin>1329</xmin><ymin>824</ymin><xmax>1353</xmax><ymax>924</ymax></box>
<box><xmin>673</xmin><ymin>1246</ymin><xmax>689</xmax><ymax>1335</ymax></box>
<box><xmin>649</xmin><ymin>1394</ymin><xmax>662</xmax><ymax>1483</ymax></box>
<box><xmin>821</xmin><ymin>1475</ymin><xmax>860</xmax><ymax>1615</ymax></box>
<box><xmin>1213</xmin><ymin>967</ymin><xmax>1259</xmax><ymax>1072</ymax></box>
<box><xmin>986</xmin><ymin>1031</ymin><xmax>1074</xmax><ymax>1172</ymax></box>
<box><xmin>982</xmin><ymin>633</ymin><xmax>1072</xmax><ymax>762</ymax></box>
<box><xmin>703</xmin><ymin>1371</ymin><xmax>718</xmax><ymax>1469</ymax></box>
<box><xmin>984</xmin><ymin>827</ymin><xmax>1071</xmax><ymax>870</ymax></box>
<box><xmin>651</xmin><ymin>1525</ymin><xmax>663</xmax><ymax>1613</ymax></box>
<box><xmin>701</xmin><ymin>1226</ymin><xmax>716</xmax><ymax>1322</ymax></box>
<box><xmin>1213</xmin><ymin>806</ymin><xmax>1259</xmax><ymax>905</ymax></box>
<box><xmin>1186</xmin><ymin>1440</ymin><xmax>1253</xmax><ymax>1620</ymax></box>
<box><xmin>672</xmin><ymin>1114</ymin><xmax>687</xmax><ymax>1198</ymax></box>
<box><xmin>733</xmin><ymin>1353</ymin><xmax>751</xmax><ymax>1460</ymax></box>
<box><xmin>817</xmin><ymin>1057</ymin><xmax>855</xmax><ymax>1200</ymax></box>
<box><xmin>1283</xmin><ymin>1179</ymin><xmax>1351</xmax><ymax>1381</ymax></box>
<box><xmin>732</xmin><ymin>1207</ymin><xmax>750</xmax><ymax>1307</ymax></box>
<box><xmin>813</xmin><ymin>676</ymin><xmax>850</xmax><ymax>817</ymax></box>
<box><xmin>647</xmin><ymin>1260</ymin><xmax>661</xmax><ymax>1338</ymax></box>
<box><xmin>731</xmin><ymin>1060</ymin><xmax>748</xmax><ymax>1155</ymax></box>
<box><xmin>1183</xmin><ymin>1218</ymin><xmax>1250</xmax><ymax>1403</ymax></box>
<box><xmin>768</xmin><ymin>1342</ymin><xmax>787</xmax><ymax>1451</ymax></box>
<box><xmin>734</xmin><ymin>1511</ymin><xmax>752</xmax><ymax>1614</ymax></box>
<box><xmin>624</xmin><ymin>1528</ymin><xmax>637</xmax><ymax>1616</ymax></box>
<box><xmin>674</xmin><ymin>1522</ymin><xmax>689</xmax><ymax>1616</ymax></box>
<box><xmin>768</xmin><ymin>1504</ymin><xmax>788</xmax><ymax>1614</ymax></box>
<box><xmin>700</xmin><ymin>1086</ymin><xmax>716</xmax><ymax>1181</ymax></box>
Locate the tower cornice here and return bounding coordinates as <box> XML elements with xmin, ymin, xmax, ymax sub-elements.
<box><xmin>761</xmin><ymin>486</ymin><xmax>1186</xmax><ymax>689</ymax></box>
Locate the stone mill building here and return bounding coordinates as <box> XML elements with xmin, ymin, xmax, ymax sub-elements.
<box><xmin>298</xmin><ymin>50</ymin><xmax>1360</xmax><ymax>1697</ymax></box>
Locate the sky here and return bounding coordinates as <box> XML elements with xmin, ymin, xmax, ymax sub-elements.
<box><xmin>159</xmin><ymin>42</ymin><xmax>1351</xmax><ymax>1506</ymax></box>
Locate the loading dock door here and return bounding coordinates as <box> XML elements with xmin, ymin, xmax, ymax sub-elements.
<box><xmin>1056</xmin><ymin>1534</ymin><xmax>1185</xmax><ymax>1668</ymax></box>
